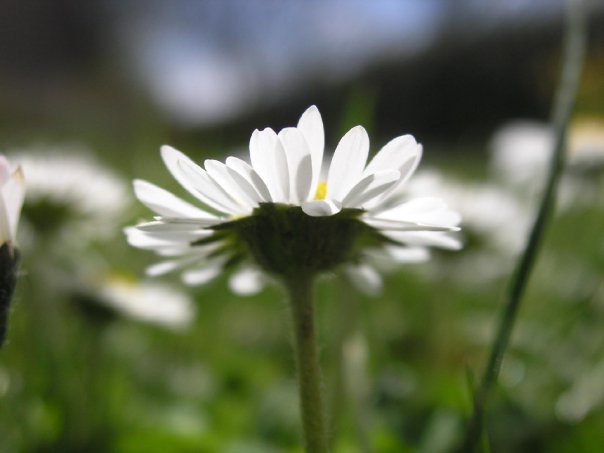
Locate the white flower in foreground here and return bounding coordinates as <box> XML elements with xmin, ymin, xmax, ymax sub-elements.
<box><xmin>126</xmin><ymin>106</ymin><xmax>461</xmax><ymax>285</ymax></box>
<box><xmin>97</xmin><ymin>275</ymin><xmax>194</xmax><ymax>330</ymax></box>
<box><xmin>0</xmin><ymin>156</ymin><xmax>25</xmax><ymax>250</ymax></box>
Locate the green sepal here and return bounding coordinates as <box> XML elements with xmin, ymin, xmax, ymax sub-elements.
<box><xmin>187</xmin><ymin>203</ymin><xmax>392</xmax><ymax>280</ymax></box>
<box><xmin>212</xmin><ymin>204</ymin><xmax>375</xmax><ymax>277</ymax></box>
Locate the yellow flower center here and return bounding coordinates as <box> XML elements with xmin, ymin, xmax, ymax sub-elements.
<box><xmin>314</xmin><ymin>181</ymin><xmax>327</xmax><ymax>200</ymax></box>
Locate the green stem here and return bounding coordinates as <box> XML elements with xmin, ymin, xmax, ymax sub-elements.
<box><xmin>461</xmin><ymin>0</ymin><xmax>586</xmax><ymax>451</ymax></box>
<box><xmin>285</xmin><ymin>274</ymin><xmax>329</xmax><ymax>453</ymax></box>
<box><xmin>0</xmin><ymin>245</ymin><xmax>18</xmax><ymax>348</ymax></box>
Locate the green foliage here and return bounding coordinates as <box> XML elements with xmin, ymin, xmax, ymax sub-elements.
<box><xmin>2</xmin><ymin>119</ymin><xmax>604</xmax><ymax>452</ymax></box>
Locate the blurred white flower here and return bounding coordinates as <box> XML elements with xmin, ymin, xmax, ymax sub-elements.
<box><xmin>406</xmin><ymin>170</ymin><xmax>530</xmax><ymax>254</ymax></box>
<box><xmin>491</xmin><ymin>118</ymin><xmax>604</xmax><ymax>180</ymax></box>
<box><xmin>490</xmin><ymin>121</ymin><xmax>554</xmax><ymax>188</ymax></box>
<box><xmin>97</xmin><ymin>275</ymin><xmax>195</xmax><ymax>330</ymax></box>
<box><xmin>344</xmin><ymin>264</ymin><xmax>384</xmax><ymax>297</ymax></box>
<box><xmin>12</xmin><ymin>148</ymin><xmax>130</xmax><ymax>241</ymax></box>
<box><xmin>227</xmin><ymin>266</ymin><xmax>266</xmax><ymax>296</ymax></box>
<box><xmin>344</xmin><ymin>246</ymin><xmax>432</xmax><ymax>297</ymax></box>
<box><xmin>126</xmin><ymin>106</ymin><xmax>461</xmax><ymax>289</ymax></box>
<box><xmin>490</xmin><ymin>119</ymin><xmax>604</xmax><ymax>210</ymax></box>
<box><xmin>568</xmin><ymin>118</ymin><xmax>604</xmax><ymax>169</ymax></box>
<box><xmin>0</xmin><ymin>155</ymin><xmax>25</xmax><ymax>249</ymax></box>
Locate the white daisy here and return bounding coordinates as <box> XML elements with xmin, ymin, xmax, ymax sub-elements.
<box><xmin>0</xmin><ymin>155</ymin><xmax>25</xmax><ymax>250</ymax></box>
<box><xmin>126</xmin><ymin>106</ymin><xmax>461</xmax><ymax>284</ymax></box>
<box><xmin>12</xmin><ymin>148</ymin><xmax>130</xmax><ymax>242</ymax></box>
<box><xmin>0</xmin><ymin>155</ymin><xmax>25</xmax><ymax>346</ymax></box>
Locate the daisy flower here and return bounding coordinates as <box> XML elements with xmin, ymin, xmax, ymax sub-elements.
<box><xmin>0</xmin><ymin>156</ymin><xmax>25</xmax><ymax>251</ymax></box>
<box><xmin>126</xmin><ymin>106</ymin><xmax>461</xmax><ymax>450</ymax></box>
<box><xmin>0</xmin><ymin>155</ymin><xmax>25</xmax><ymax>347</ymax></box>
<box><xmin>126</xmin><ymin>106</ymin><xmax>460</xmax><ymax>284</ymax></box>
<box><xmin>13</xmin><ymin>148</ymin><xmax>130</xmax><ymax>243</ymax></box>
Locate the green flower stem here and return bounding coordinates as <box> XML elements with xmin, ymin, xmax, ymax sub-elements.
<box><xmin>285</xmin><ymin>274</ymin><xmax>329</xmax><ymax>453</ymax></box>
<box><xmin>461</xmin><ymin>0</ymin><xmax>586</xmax><ymax>451</ymax></box>
<box><xmin>0</xmin><ymin>245</ymin><xmax>19</xmax><ymax>348</ymax></box>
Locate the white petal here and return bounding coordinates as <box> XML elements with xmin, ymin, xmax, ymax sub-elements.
<box><xmin>249</xmin><ymin>128</ymin><xmax>277</xmax><ymax>183</ymax></box>
<box><xmin>271</xmin><ymin>138</ymin><xmax>290</xmax><ymax>202</ymax></box>
<box><xmin>326</xmin><ymin>126</ymin><xmax>369</xmax><ymax>201</ymax></box>
<box><xmin>364</xmin><ymin>135</ymin><xmax>419</xmax><ymax>176</ymax></box>
<box><xmin>135</xmin><ymin>220</ymin><xmax>213</xmax><ymax>232</ymax></box>
<box><xmin>134</xmin><ymin>229</ymin><xmax>211</xmax><ymax>243</ymax></box>
<box><xmin>375</xmin><ymin>197</ymin><xmax>462</xmax><ymax>228</ymax></box>
<box><xmin>1</xmin><ymin>166</ymin><xmax>25</xmax><ymax>242</ymax></box>
<box><xmin>416</xmin><ymin>209</ymin><xmax>461</xmax><ymax>227</ymax></box>
<box><xmin>384</xmin><ymin>246</ymin><xmax>430</xmax><ymax>263</ymax></box>
<box><xmin>133</xmin><ymin>179</ymin><xmax>216</xmax><ymax>219</ymax></box>
<box><xmin>397</xmin><ymin>143</ymin><xmax>423</xmax><ymax>187</ymax></box>
<box><xmin>153</xmin><ymin>216</ymin><xmax>226</xmax><ymax>225</ymax></box>
<box><xmin>278</xmin><ymin>127</ymin><xmax>313</xmax><ymax>204</ymax></box>
<box><xmin>226</xmin><ymin>168</ymin><xmax>265</xmax><ymax>204</ymax></box>
<box><xmin>384</xmin><ymin>231</ymin><xmax>463</xmax><ymax>250</ymax></box>
<box><xmin>228</xmin><ymin>267</ymin><xmax>265</xmax><ymax>296</ymax></box>
<box><xmin>127</xmin><ymin>223</ymin><xmax>213</xmax><ymax>246</ymax></box>
<box><xmin>0</xmin><ymin>195</ymin><xmax>10</xmax><ymax>245</ymax></box>
<box><xmin>155</xmin><ymin>246</ymin><xmax>195</xmax><ymax>257</ymax></box>
<box><xmin>342</xmin><ymin>170</ymin><xmax>400</xmax><ymax>208</ymax></box>
<box><xmin>225</xmin><ymin>156</ymin><xmax>271</xmax><ymax>202</ymax></box>
<box><xmin>249</xmin><ymin>128</ymin><xmax>289</xmax><ymax>202</ymax></box>
<box><xmin>177</xmin><ymin>158</ymin><xmax>247</xmax><ymax>215</ymax></box>
<box><xmin>125</xmin><ymin>227</ymin><xmax>174</xmax><ymax>249</ymax></box>
<box><xmin>363</xmin><ymin>139</ymin><xmax>423</xmax><ymax>210</ymax></box>
<box><xmin>182</xmin><ymin>265</ymin><xmax>222</xmax><ymax>286</ymax></box>
<box><xmin>344</xmin><ymin>264</ymin><xmax>383</xmax><ymax>297</ymax></box>
<box><xmin>205</xmin><ymin>159</ymin><xmax>258</xmax><ymax>208</ymax></box>
<box><xmin>160</xmin><ymin>145</ymin><xmax>207</xmax><ymax>202</ymax></box>
<box><xmin>146</xmin><ymin>256</ymin><xmax>201</xmax><ymax>276</ymax></box>
<box><xmin>363</xmin><ymin>217</ymin><xmax>458</xmax><ymax>232</ymax></box>
<box><xmin>301</xmin><ymin>199</ymin><xmax>342</xmax><ymax>217</ymax></box>
<box><xmin>153</xmin><ymin>241</ymin><xmax>221</xmax><ymax>257</ymax></box>
<box><xmin>383</xmin><ymin>197</ymin><xmax>445</xmax><ymax>215</ymax></box>
<box><xmin>297</xmin><ymin>106</ymin><xmax>324</xmax><ymax>193</ymax></box>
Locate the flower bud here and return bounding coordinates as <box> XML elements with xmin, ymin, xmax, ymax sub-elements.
<box><xmin>0</xmin><ymin>155</ymin><xmax>25</xmax><ymax>347</ymax></box>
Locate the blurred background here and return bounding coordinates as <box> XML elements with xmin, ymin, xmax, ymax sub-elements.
<box><xmin>1</xmin><ymin>0</ymin><xmax>604</xmax><ymax>451</ymax></box>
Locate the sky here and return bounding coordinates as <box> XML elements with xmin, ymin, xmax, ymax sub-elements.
<box><xmin>109</xmin><ymin>0</ymin><xmax>567</xmax><ymax>125</ymax></box>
